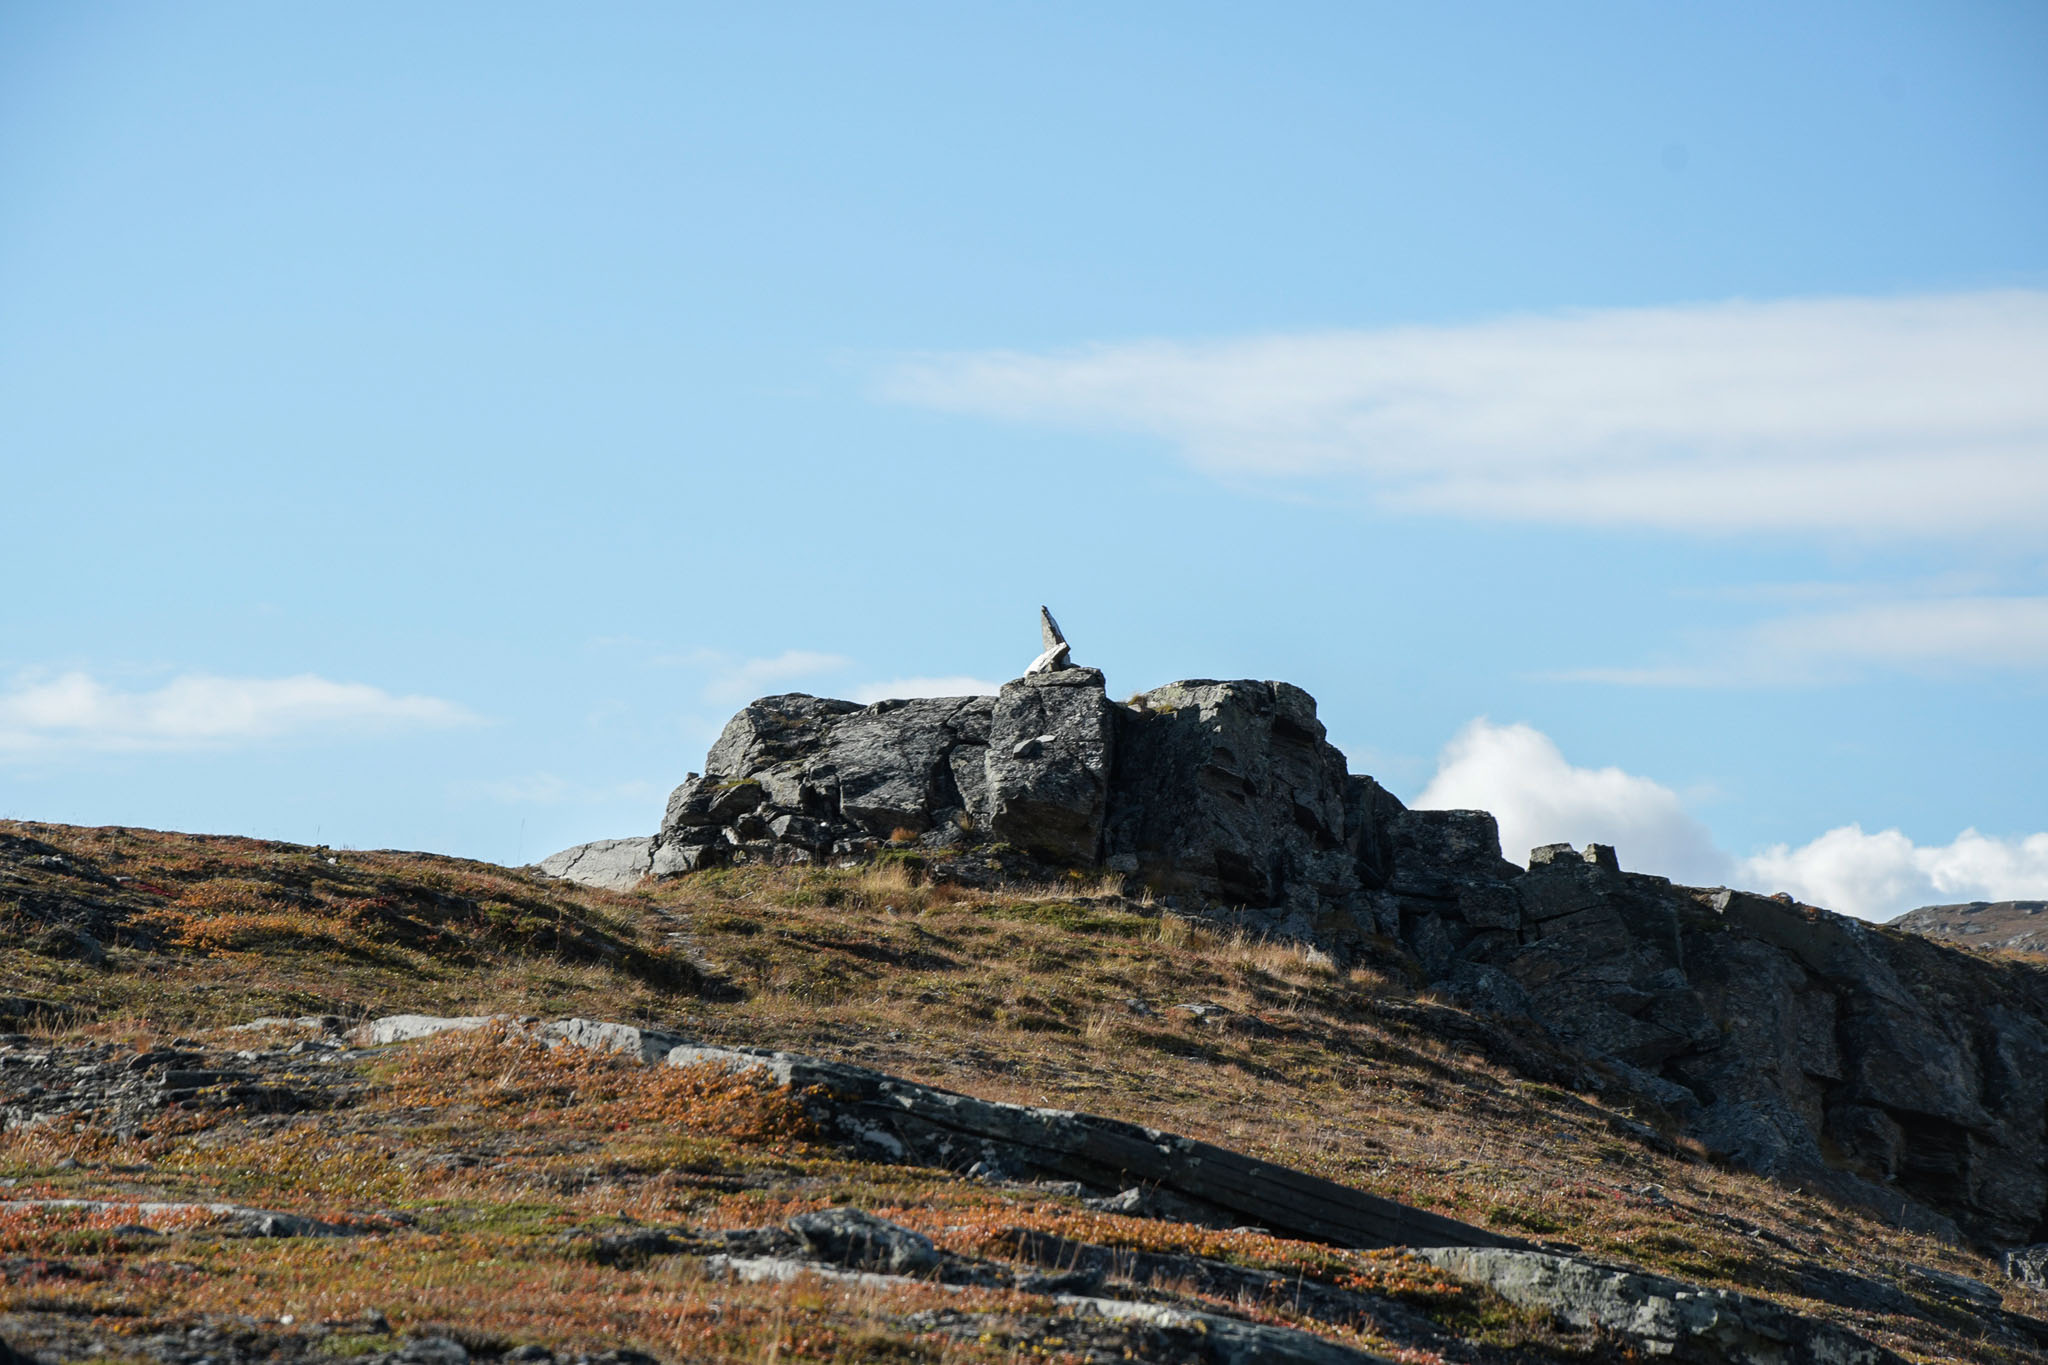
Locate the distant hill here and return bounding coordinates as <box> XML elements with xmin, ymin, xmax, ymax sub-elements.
<box><xmin>1891</xmin><ymin>900</ymin><xmax>2048</xmax><ymax>956</ymax></box>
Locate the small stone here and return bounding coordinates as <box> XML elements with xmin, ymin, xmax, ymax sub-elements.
<box><xmin>786</xmin><ymin>1207</ymin><xmax>938</xmax><ymax>1274</ymax></box>
<box><xmin>396</xmin><ymin>1337</ymin><xmax>468</xmax><ymax>1365</ymax></box>
<box><xmin>1024</xmin><ymin>606</ymin><xmax>1075</xmax><ymax>675</ymax></box>
<box><xmin>2004</xmin><ymin>1243</ymin><xmax>2048</xmax><ymax>1290</ymax></box>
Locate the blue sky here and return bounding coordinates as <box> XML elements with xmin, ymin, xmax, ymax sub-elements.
<box><xmin>3</xmin><ymin>2</ymin><xmax>2045</xmax><ymax>918</ymax></box>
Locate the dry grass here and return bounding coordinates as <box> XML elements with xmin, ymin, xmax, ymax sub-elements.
<box><xmin>4</xmin><ymin>820</ymin><xmax>2045</xmax><ymax>1363</ymax></box>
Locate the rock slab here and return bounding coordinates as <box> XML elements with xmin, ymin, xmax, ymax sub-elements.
<box><xmin>537</xmin><ymin>838</ymin><xmax>653</xmax><ymax>892</ymax></box>
<box><xmin>1413</xmin><ymin>1246</ymin><xmax>1905</xmax><ymax>1365</ymax></box>
<box><xmin>664</xmin><ymin>1041</ymin><xmax>1517</xmax><ymax>1252</ymax></box>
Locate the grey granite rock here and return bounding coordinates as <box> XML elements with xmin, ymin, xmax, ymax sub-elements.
<box><xmin>821</xmin><ymin>696</ymin><xmax>991</xmax><ymax>838</ymax></box>
<box><xmin>1026</xmin><ymin>605</ymin><xmax>1075</xmax><ymax>675</ymax></box>
<box><xmin>1413</xmin><ymin>1246</ymin><xmax>1905</xmax><ymax>1365</ymax></box>
<box><xmin>538</xmin><ymin>1017</ymin><xmax>692</xmax><ymax>1065</ymax></box>
<box><xmin>536</xmin><ymin>837</ymin><xmax>652</xmax><ymax>892</ymax></box>
<box><xmin>787</xmin><ymin>1206</ymin><xmax>938</xmax><ymax>1274</ymax></box>
<box><xmin>1104</xmin><ymin>680</ymin><xmax>1376</xmax><ymax>946</ymax></box>
<box><xmin>357</xmin><ymin>1013</ymin><xmax>515</xmax><ymax>1045</ymax></box>
<box><xmin>2005</xmin><ymin>1242</ymin><xmax>2048</xmax><ymax>1290</ymax></box>
<box><xmin>983</xmin><ymin>669</ymin><xmax>1114</xmax><ymax>862</ymax></box>
<box><xmin>1053</xmin><ymin>1295</ymin><xmax>1396</xmax><ymax>1365</ymax></box>
<box><xmin>704</xmin><ymin>694</ymin><xmax>864</xmax><ymax>779</ymax></box>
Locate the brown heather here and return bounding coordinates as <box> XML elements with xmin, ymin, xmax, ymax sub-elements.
<box><xmin>1</xmin><ymin>819</ymin><xmax>2044</xmax><ymax>1363</ymax></box>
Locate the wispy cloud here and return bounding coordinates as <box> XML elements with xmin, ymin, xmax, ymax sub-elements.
<box><xmin>849</xmin><ymin>675</ymin><xmax>1003</xmax><ymax>704</ymax></box>
<box><xmin>1412</xmin><ymin>717</ymin><xmax>2048</xmax><ymax>919</ymax></box>
<box><xmin>0</xmin><ymin>671</ymin><xmax>478</xmax><ymax>755</ymax></box>
<box><xmin>696</xmin><ymin>650</ymin><xmax>851</xmax><ymax>704</ymax></box>
<box><xmin>882</xmin><ymin>290</ymin><xmax>2048</xmax><ymax>536</ymax></box>
<box><xmin>1556</xmin><ymin>595</ymin><xmax>2048</xmax><ymax>686</ymax></box>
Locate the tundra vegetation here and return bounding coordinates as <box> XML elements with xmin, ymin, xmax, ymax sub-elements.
<box><xmin>2</xmin><ymin>820</ymin><xmax>2044</xmax><ymax>1363</ymax></box>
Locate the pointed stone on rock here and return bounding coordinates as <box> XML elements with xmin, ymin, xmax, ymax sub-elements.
<box><xmin>1026</xmin><ymin>605</ymin><xmax>1074</xmax><ymax>675</ymax></box>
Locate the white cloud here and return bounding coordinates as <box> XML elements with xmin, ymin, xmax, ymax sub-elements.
<box><xmin>697</xmin><ymin>650</ymin><xmax>851</xmax><ymax>703</ymax></box>
<box><xmin>1555</xmin><ymin>595</ymin><xmax>2048</xmax><ymax>685</ymax></box>
<box><xmin>1410</xmin><ymin>717</ymin><xmax>2048</xmax><ymax>920</ymax></box>
<box><xmin>1412</xmin><ymin>719</ymin><xmax>1730</xmax><ymax>884</ymax></box>
<box><xmin>0</xmin><ymin>671</ymin><xmax>477</xmax><ymax>754</ymax></box>
<box><xmin>1741</xmin><ymin>826</ymin><xmax>2048</xmax><ymax>922</ymax></box>
<box><xmin>849</xmin><ymin>675</ymin><xmax>1003</xmax><ymax>704</ymax></box>
<box><xmin>882</xmin><ymin>289</ymin><xmax>2048</xmax><ymax>536</ymax></box>
<box><xmin>1748</xmin><ymin>597</ymin><xmax>2048</xmax><ymax>672</ymax></box>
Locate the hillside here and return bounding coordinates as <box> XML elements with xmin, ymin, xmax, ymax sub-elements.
<box><xmin>1891</xmin><ymin>902</ymin><xmax>2048</xmax><ymax>958</ymax></box>
<box><xmin>3</xmin><ymin>818</ymin><xmax>2046</xmax><ymax>1364</ymax></box>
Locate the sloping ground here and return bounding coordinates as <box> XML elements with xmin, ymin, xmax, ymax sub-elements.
<box><xmin>3</xmin><ymin>819</ymin><xmax>2045</xmax><ymax>1364</ymax></box>
<box><xmin>1891</xmin><ymin>901</ymin><xmax>2048</xmax><ymax>958</ymax></box>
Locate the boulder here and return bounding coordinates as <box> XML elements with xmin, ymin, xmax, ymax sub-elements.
<box><xmin>822</xmin><ymin>696</ymin><xmax>992</xmax><ymax>838</ymax></box>
<box><xmin>2005</xmin><ymin>1243</ymin><xmax>2048</xmax><ymax>1291</ymax></box>
<box><xmin>1104</xmin><ymin>680</ymin><xmax>1366</xmax><ymax>938</ymax></box>
<box><xmin>648</xmin><ymin>691</ymin><xmax>992</xmax><ymax>870</ymax></box>
<box><xmin>357</xmin><ymin>1014</ymin><xmax>514</xmax><ymax>1046</ymax></box>
<box><xmin>703</xmin><ymin>694</ymin><xmax>862</xmax><ymax>779</ymax></box>
<box><xmin>538</xmin><ymin>1017</ymin><xmax>692</xmax><ymax>1066</ymax></box>
<box><xmin>536</xmin><ymin>838</ymin><xmax>652</xmax><ymax>892</ymax></box>
<box><xmin>983</xmin><ymin>669</ymin><xmax>1114</xmax><ymax>863</ymax></box>
<box><xmin>786</xmin><ymin>1207</ymin><xmax>938</xmax><ymax>1274</ymax></box>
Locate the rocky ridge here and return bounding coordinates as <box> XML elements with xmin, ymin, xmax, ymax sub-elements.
<box><xmin>1891</xmin><ymin>900</ymin><xmax>2048</xmax><ymax>958</ymax></box>
<box><xmin>549</xmin><ymin>617</ymin><xmax>2048</xmax><ymax>1256</ymax></box>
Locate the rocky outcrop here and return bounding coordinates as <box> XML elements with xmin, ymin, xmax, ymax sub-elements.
<box><xmin>1105</xmin><ymin>680</ymin><xmax>1393</xmax><ymax>944</ymax></box>
<box><xmin>1892</xmin><ymin>900</ymin><xmax>2048</xmax><ymax>956</ymax></box>
<box><xmin>609</xmin><ymin>622</ymin><xmax>2048</xmax><ymax>1252</ymax></box>
<box><xmin>650</xmin><ymin>693</ymin><xmax>978</xmax><ymax>874</ymax></box>
<box><xmin>1406</xmin><ymin>844</ymin><xmax>2048</xmax><ymax>1249</ymax></box>
<box><xmin>641</xmin><ymin>668</ymin><xmax>1410</xmax><ymax>953</ymax></box>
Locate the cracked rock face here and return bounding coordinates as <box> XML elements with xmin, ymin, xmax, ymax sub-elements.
<box><xmin>984</xmin><ymin>669</ymin><xmax>1114</xmax><ymax>862</ymax></box>
<box><xmin>1105</xmin><ymin>680</ymin><xmax>1379</xmax><ymax>938</ymax></box>
<box><xmin>590</xmin><ymin>669</ymin><xmax>2048</xmax><ymax>1252</ymax></box>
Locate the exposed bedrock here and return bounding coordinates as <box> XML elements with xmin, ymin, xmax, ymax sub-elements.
<box><xmin>539</xmin><ymin>641</ymin><xmax>2048</xmax><ymax>1252</ymax></box>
